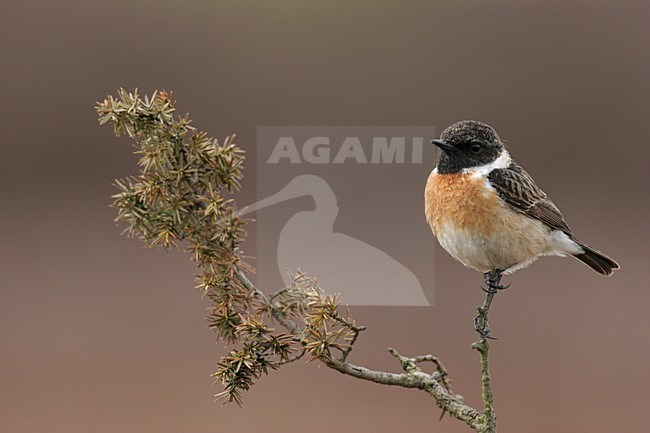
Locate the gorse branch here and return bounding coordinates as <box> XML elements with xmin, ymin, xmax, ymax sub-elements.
<box><xmin>98</xmin><ymin>89</ymin><xmax>497</xmax><ymax>432</ymax></box>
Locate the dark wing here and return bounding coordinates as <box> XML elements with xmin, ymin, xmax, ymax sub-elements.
<box><xmin>488</xmin><ymin>163</ymin><xmax>572</xmax><ymax>234</ymax></box>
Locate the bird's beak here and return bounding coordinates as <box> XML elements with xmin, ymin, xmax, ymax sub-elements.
<box><xmin>431</xmin><ymin>139</ymin><xmax>457</xmax><ymax>152</ymax></box>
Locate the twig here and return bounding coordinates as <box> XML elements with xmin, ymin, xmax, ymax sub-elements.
<box><xmin>236</xmin><ymin>270</ymin><xmax>494</xmax><ymax>432</ymax></box>
<box><xmin>278</xmin><ymin>348</ymin><xmax>307</xmax><ymax>365</ymax></box>
<box><xmin>326</xmin><ymin>351</ymin><xmax>483</xmax><ymax>430</ymax></box>
<box><xmin>471</xmin><ymin>338</ymin><xmax>497</xmax><ymax>433</ymax></box>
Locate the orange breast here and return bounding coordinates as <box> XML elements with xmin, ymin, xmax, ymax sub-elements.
<box><xmin>425</xmin><ymin>171</ymin><xmax>501</xmax><ymax>237</ymax></box>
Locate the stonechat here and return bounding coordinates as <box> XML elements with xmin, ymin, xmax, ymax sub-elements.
<box><xmin>425</xmin><ymin>120</ymin><xmax>619</xmax><ymax>337</ymax></box>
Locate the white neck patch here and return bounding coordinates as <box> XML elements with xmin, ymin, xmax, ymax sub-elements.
<box><xmin>462</xmin><ymin>150</ymin><xmax>511</xmax><ymax>177</ymax></box>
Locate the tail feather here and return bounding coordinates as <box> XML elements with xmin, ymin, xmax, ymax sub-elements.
<box><xmin>572</xmin><ymin>241</ymin><xmax>620</xmax><ymax>276</ymax></box>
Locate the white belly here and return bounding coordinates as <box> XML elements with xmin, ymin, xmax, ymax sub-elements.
<box><xmin>436</xmin><ymin>215</ymin><xmax>581</xmax><ymax>274</ymax></box>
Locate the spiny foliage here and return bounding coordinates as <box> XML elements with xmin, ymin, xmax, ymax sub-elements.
<box><xmin>97</xmin><ymin>90</ymin><xmax>361</xmax><ymax>405</ymax></box>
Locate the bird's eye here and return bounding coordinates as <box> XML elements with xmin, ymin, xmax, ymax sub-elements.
<box><xmin>470</xmin><ymin>143</ymin><xmax>482</xmax><ymax>153</ymax></box>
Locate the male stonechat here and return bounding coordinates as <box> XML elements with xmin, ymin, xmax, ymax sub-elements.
<box><xmin>425</xmin><ymin>120</ymin><xmax>619</xmax><ymax>337</ymax></box>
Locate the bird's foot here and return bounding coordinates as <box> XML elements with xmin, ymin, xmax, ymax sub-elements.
<box><xmin>482</xmin><ymin>270</ymin><xmax>509</xmax><ymax>293</ymax></box>
<box><xmin>475</xmin><ymin>270</ymin><xmax>505</xmax><ymax>339</ymax></box>
<box><xmin>473</xmin><ymin>306</ymin><xmax>498</xmax><ymax>340</ymax></box>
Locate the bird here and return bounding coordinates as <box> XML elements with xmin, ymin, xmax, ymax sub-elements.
<box><xmin>425</xmin><ymin>120</ymin><xmax>619</xmax><ymax>338</ymax></box>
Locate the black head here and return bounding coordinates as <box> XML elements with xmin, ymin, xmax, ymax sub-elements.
<box><xmin>432</xmin><ymin>120</ymin><xmax>506</xmax><ymax>174</ymax></box>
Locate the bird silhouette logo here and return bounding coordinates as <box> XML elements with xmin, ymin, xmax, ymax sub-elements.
<box><xmin>241</xmin><ymin>174</ymin><xmax>430</xmax><ymax>306</ymax></box>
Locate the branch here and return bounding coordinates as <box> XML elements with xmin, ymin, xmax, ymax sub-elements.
<box><xmin>99</xmin><ymin>89</ymin><xmax>499</xmax><ymax>433</ymax></box>
<box><xmin>326</xmin><ymin>356</ymin><xmax>484</xmax><ymax>429</ymax></box>
<box><xmin>237</xmin><ymin>270</ymin><xmax>492</xmax><ymax>432</ymax></box>
<box><xmin>472</xmin><ymin>339</ymin><xmax>496</xmax><ymax>432</ymax></box>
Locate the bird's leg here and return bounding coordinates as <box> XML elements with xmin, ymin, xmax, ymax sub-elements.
<box><xmin>473</xmin><ymin>269</ymin><xmax>506</xmax><ymax>339</ymax></box>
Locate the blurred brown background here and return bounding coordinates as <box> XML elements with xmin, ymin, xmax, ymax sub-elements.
<box><xmin>1</xmin><ymin>1</ymin><xmax>649</xmax><ymax>432</ymax></box>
